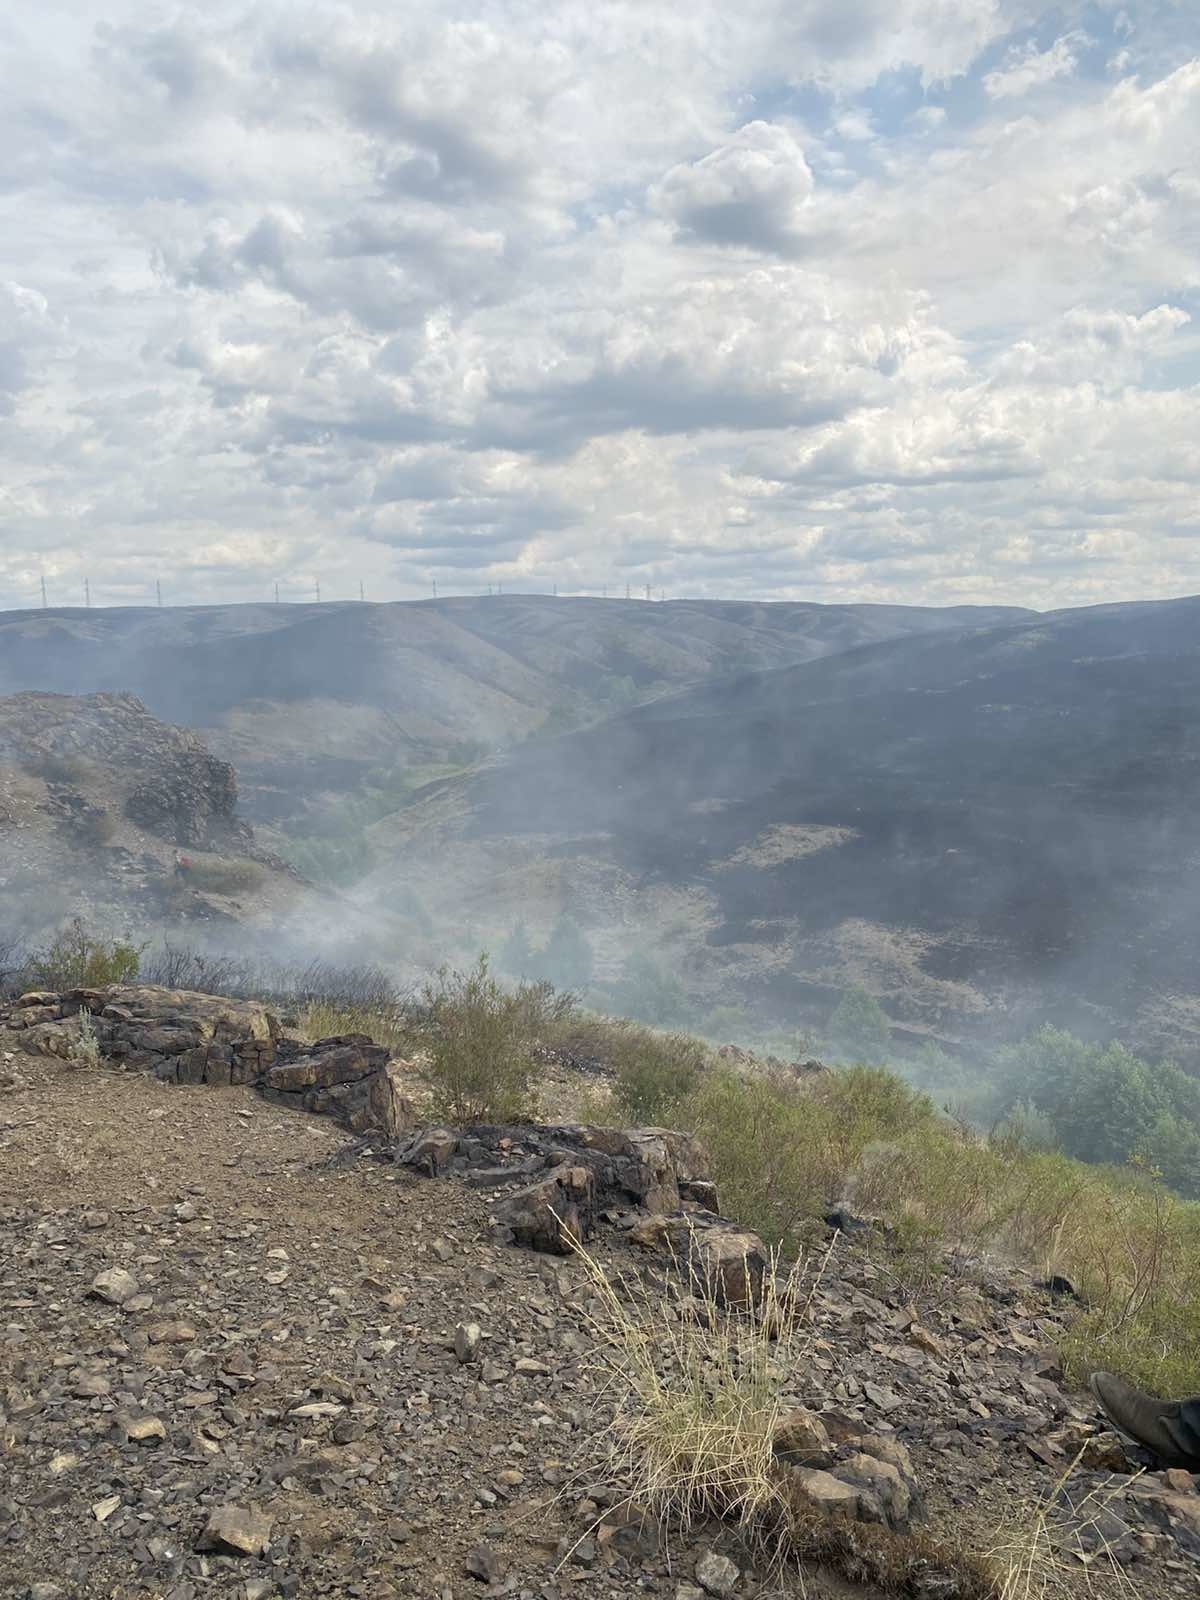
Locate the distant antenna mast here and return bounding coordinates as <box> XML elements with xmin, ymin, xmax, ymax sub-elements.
<box><xmin>359</xmin><ymin>580</ymin><xmax>365</xmax><ymax>602</ymax></box>
<box><xmin>41</xmin><ymin>575</ymin><xmax>48</xmax><ymax>609</ymax></box>
<box><xmin>156</xmin><ymin>580</ymin><xmax>163</xmax><ymax>608</ymax></box>
<box><xmin>84</xmin><ymin>577</ymin><xmax>90</xmax><ymax>608</ymax></box>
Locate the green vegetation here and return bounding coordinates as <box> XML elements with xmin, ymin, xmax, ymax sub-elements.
<box><xmin>996</xmin><ymin>1025</ymin><xmax>1200</xmax><ymax>1197</ymax></box>
<box><xmin>607</xmin><ymin>1024</ymin><xmax>709</xmax><ymax>1125</ymax></box>
<box><xmin>418</xmin><ymin>954</ymin><xmax>536</xmax><ymax>1124</ymax></box>
<box><xmin>826</xmin><ymin>985</ymin><xmax>891</xmax><ymax>1063</ymax></box>
<box><xmin>30</xmin><ymin>918</ymin><xmax>142</xmax><ymax>990</ymax></box>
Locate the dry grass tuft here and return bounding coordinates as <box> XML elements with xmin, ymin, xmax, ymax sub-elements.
<box><xmin>569</xmin><ymin>1228</ymin><xmax>1008</xmax><ymax>1596</ymax></box>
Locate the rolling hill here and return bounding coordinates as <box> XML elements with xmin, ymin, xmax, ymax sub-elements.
<box><xmin>365</xmin><ymin>596</ymin><xmax>1200</xmax><ymax>1061</ymax></box>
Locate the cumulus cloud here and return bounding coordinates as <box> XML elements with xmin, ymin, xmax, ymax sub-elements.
<box><xmin>654</xmin><ymin>122</ymin><xmax>814</xmax><ymax>254</ymax></box>
<box><xmin>1</xmin><ymin>0</ymin><xmax>1200</xmax><ymax>610</ymax></box>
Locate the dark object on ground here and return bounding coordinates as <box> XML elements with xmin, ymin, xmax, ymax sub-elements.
<box><xmin>1091</xmin><ymin>1371</ymin><xmax>1200</xmax><ymax>1469</ymax></box>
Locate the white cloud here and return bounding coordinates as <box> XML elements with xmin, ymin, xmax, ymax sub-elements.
<box><xmin>1</xmin><ymin>1</ymin><xmax>1199</xmax><ymax>610</ymax></box>
<box><xmin>983</xmin><ymin>33</ymin><xmax>1086</xmax><ymax>99</ymax></box>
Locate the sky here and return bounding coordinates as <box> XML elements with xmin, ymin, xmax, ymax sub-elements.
<box><xmin>1</xmin><ymin>0</ymin><xmax>1198</xmax><ymax>611</ymax></box>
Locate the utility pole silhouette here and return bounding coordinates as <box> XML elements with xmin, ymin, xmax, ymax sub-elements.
<box><xmin>156</xmin><ymin>580</ymin><xmax>163</xmax><ymax>607</ymax></box>
<box><xmin>645</xmin><ymin>582</ymin><xmax>651</xmax><ymax>601</ymax></box>
<box><xmin>274</xmin><ymin>582</ymin><xmax>279</xmax><ymax>604</ymax></box>
<box><xmin>84</xmin><ymin>578</ymin><xmax>90</xmax><ymax>608</ymax></box>
<box><xmin>432</xmin><ymin>579</ymin><xmax>438</xmax><ymax>598</ymax></box>
<box><xmin>359</xmin><ymin>581</ymin><xmax>365</xmax><ymax>603</ymax></box>
<box><xmin>314</xmin><ymin>579</ymin><xmax>321</xmax><ymax>604</ymax></box>
<box><xmin>41</xmin><ymin>576</ymin><xmax>47</xmax><ymax>609</ymax></box>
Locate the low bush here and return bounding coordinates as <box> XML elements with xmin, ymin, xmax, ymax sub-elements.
<box><xmin>29</xmin><ymin>919</ymin><xmax>142</xmax><ymax>990</ymax></box>
<box><xmin>607</xmin><ymin>1024</ymin><xmax>709</xmax><ymax>1125</ymax></box>
<box><xmin>419</xmin><ymin>954</ymin><xmax>535</xmax><ymax>1124</ymax></box>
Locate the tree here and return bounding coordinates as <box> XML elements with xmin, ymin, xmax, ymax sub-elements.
<box><xmin>500</xmin><ymin>919</ymin><xmax>534</xmax><ymax>978</ymax></box>
<box><xmin>826</xmin><ymin>987</ymin><xmax>891</xmax><ymax>1063</ymax></box>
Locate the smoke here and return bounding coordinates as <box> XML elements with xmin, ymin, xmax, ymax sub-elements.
<box><xmin>3</xmin><ymin>592</ymin><xmax>1200</xmax><ymax>1068</ymax></box>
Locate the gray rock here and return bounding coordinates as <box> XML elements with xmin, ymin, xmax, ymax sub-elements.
<box><xmin>455</xmin><ymin>1321</ymin><xmax>482</xmax><ymax>1362</ymax></box>
<box><xmin>694</xmin><ymin>1550</ymin><xmax>740</xmax><ymax>1598</ymax></box>
<box><xmin>89</xmin><ymin>1267</ymin><xmax>139</xmax><ymax>1305</ymax></box>
<box><xmin>198</xmin><ymin>1504</ymin><xmax>273</xmax><ymax>1557</ymax></box>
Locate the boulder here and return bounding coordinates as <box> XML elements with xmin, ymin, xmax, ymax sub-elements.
<box><xmin>494</xmin><ymin>1162</ymin><xmax>596</xmax><ymax>1254</ymax></box>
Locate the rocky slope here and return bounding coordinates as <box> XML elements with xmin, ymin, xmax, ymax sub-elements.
<box><xmin>368</xmin><ymin>594</ymin><xmax>1200</xmax><ymax>1061</ymax></box>
<box><xmin>0</xmin><ymin>692</ymin><xmax>308</xmax><ymax>943</ymax></box>
<box><xmin>3</xmin><ymin>1000</ymin><xmax>1200</xmax><ymax>1599</ymax></box>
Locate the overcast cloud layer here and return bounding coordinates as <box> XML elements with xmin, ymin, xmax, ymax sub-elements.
<box><xmin>1</xmin><ymin>0</ymin><xmax>1198</xmax><ymax>609</ymax></box>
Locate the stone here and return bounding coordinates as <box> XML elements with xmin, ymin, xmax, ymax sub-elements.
<box><xmin>682</xmin><ymin>1223</ymin><xmax>769</xmax><ymax>1309</ymax></box>
<box><xmin>148</xmin><ymin>1319</ymin><xmax>197</xmax><ymax>1343</ymax></box>
<box><xmin>89</xmin><ymin>1267</ymin><xmax>139</xmax><ymax>1305</ymax></box>
<box><xmin>119</xmin><ymin>1411</ymin><xmax>167</xmax><ymax>1444</ymax></box>
<box><xmin>92</xmin><ymin>1494</ymin><xmax>121</xmax><ymax>1522</ymax></box>
<box><xmin>464</xmin><ymin>1543</ymin><xmax>503</xmax><ymax>1583</ymax></box>
<box><xmin>783</xmin><ymin>1467</ymin><xmax>861</xmax><ymax>1522</ymax></box>
<box><xmin>694</xmin><ymin>1550</ymin><xmax>740</xmax><ymax>1598</ymax></box>
<box><xmin>495</xmin><ymin>1163</ymin><xmax>595</xmax><ymax>1254</ymax></box>
<box><xmin>772</xmin><ymin>1408</ymin><xmax>832</xmax><ymax>1467</ymax></box>
<box><xmin>840</xmin><ymin>1452</ymin><xmax>912</xmax><ymax>1532</ymax></box>
<box><xmin>198</xmin><ymin>1504</ymin><xmax>274</xmax><ymax>1557</ymax></box>
<box><xmin>455</xmin><ymin>1322</ymin><xmax>482</xmax><ymax>1362</ymax></box>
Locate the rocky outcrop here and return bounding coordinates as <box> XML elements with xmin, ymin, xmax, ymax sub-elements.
<box><xmin>0</xmin><ymin>984</ymin><xmax>414</xmax><ymax>1138</ymax></box>
<box><xmin>261</xmin><ymin>1036</ymin><xmax>415</xmax><ymax>1137</ymax></box>
<box><xmin>0</xmin><ymin>691</ymin><xmax>250</xmax><ymax>851</ymax></box>
<box><xmin>393</xmin><ymin>1121</ymin><xmax>723</xmax><ymax>1254</ymax></box>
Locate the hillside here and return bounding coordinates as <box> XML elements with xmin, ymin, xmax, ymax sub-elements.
<box><xmin>0</xmin><ymin>691</ymin><xmax>310</xmax><ymax>942</ymax></box>
<box><xmin>0</xmin><ymin>598</ymin><xmax>1030</xmax><ymax>849</ymax></box>
<box><xmin>365</xmin><ymin>595</ymin><xmax>1200</xmax><ymax>1061</ymax></box>
<box><xmin>3</xmin><ymin>986</ymin><xmax>1198</xmax><ymax>1599</ymax></box>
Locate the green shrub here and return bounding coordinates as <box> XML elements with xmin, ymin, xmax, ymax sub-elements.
<box><xmin>608</xmin><ymin>1024</ymin><xmax>709</xmax><ymax>1125</ymax></box>
<box><xmin>419</xmin><ymin>954</ymin><xmax>535</xmax><ymax>1124</ymax></box>
<box><xmin>687</xmin><ymin>1068</ymin><xmax>838</xmax><ymax>1246</ymax></box>
<box><xmin>31</xmin><ymin>918</ymin><xmax>142</xmax><ymax>990</ymax></box>
<box><xmin>826</xmin><ymin>986</ymin><xmax>891</xmax><ymax>1063</ymax></box>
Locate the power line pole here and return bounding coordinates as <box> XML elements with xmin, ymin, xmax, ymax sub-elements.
<box><xmin>314</xmin><ymin>579</ymin><xmax>321</xmax><ymax>604</ymax></box>
<box><xmin>84</xmin><ymin>577</ymin><xmax>90</xmax><ymax>608</ymax></box>
<box><xmin>359</xmin><ymin>580</ymin><xmax>365</xmax><ymax>602</ymax></box>
<box><xmin>552</xmin><ymin>582</ymin><xmax>557</xmax><ymax>597</ymax></box>
<box><xmin>625</xmin><ymin>582</ymin><xmax>631</xmax><ymax>600</ymax></box>
<box><xmin>41</xmin><ymin>575</ymin><xmax>47</xmax><ymax>609</ymax></box>
<box><xmin>274</xmin><ymin>582</ymin><xmax>279</xmax><ymax>604</ymax></box>
<box><xmin>432</xmin><ymin>579</ymin><xmax>438</xmax><ymax>599</ymax></box>
<box><xmin>644</xmin><ymin>582</ymin><xmax>651</xmax><ymax>602</ymax></box>
<box><xmin>156</xmin><ymin>580</ymin><xmax>162</xmax><ymax>608</ymax></box>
